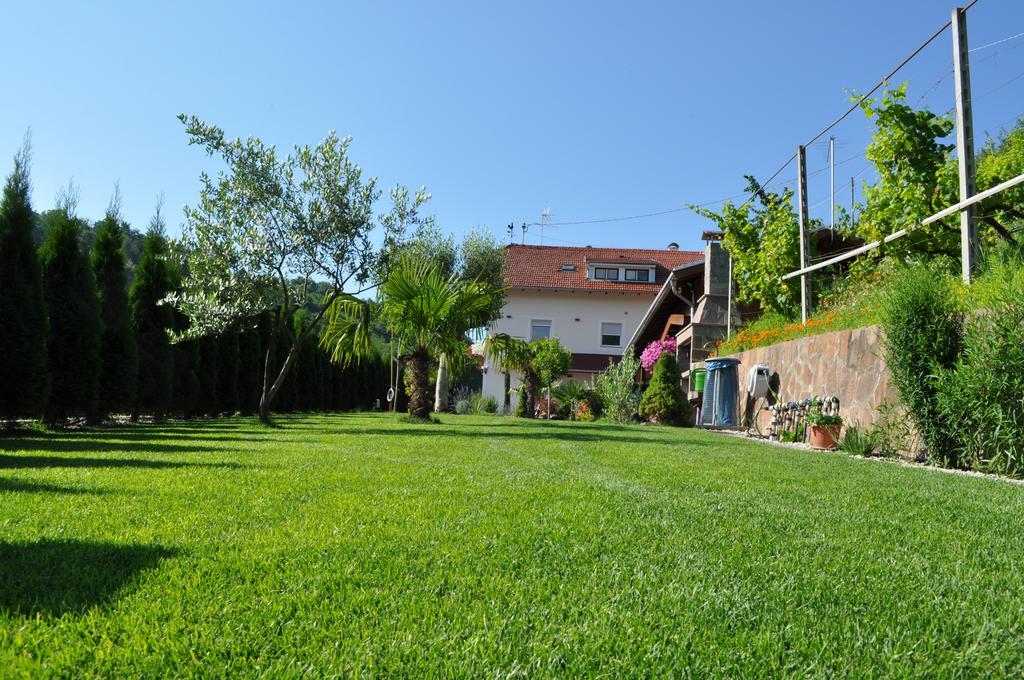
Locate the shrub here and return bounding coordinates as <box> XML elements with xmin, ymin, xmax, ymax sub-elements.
<box><xmin>638</xmin><ymin>354</ymin><xmax>690</xmax><ymax>426</ymax></box>
<box><xmin>513</xmin><ymin>384</ymin><xmax>529</xmax><ymax>418</ymax></box>
<box><xmin>880</xmin><ymin>265</ymin><xmax>962</xmax><ymax>466</ymax></box>
<box><xmin>597</xmin><ymin>353</ymin><xmax>641</xmax><ymax>423</ymax></box>
<box><xmin>935</xmin><ymin>248</ymin><xmax>1024</xmax><ymax>475</ymax></box>
<box><xmin>532</xmin><ymin>337</ymin><xmax>572</xmax><ymax>406</ymax></box>
<box><xmin>575</xmin><ymin>399</ymin><xmax>596</xmax><ymax>422</ymax></box>
<box><xmin>454</xmin><ymin>399</ymin><xmax>472</xmax><ymax>415</ymax></box>
<box><xmin>640</xmin><ymin>338</ymin><xmax>677</xmax><ymax>370</ymax></box>
<box><xmin>871</xmin><ymin>400</ymin><xmax>919</xmax><ymax>459</ymax></box>
<box><xmin>553</xmin><ymin>380</ymin><xmax>586</xmax><ymax>419</ymax></box>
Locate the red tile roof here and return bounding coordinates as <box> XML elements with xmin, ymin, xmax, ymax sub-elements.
<box><xmin>504</xmin><ymin>244</ymin><xmax>703</xmax><ymax>293</ymax></box>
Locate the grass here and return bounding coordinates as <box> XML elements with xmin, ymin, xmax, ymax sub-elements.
<box><xmin>2</xmin><ymin>414</ymin><xmax>1024</xmax><ymax>676</ymax></box>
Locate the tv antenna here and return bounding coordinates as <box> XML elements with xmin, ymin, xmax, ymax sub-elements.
<box><xmin>507</xmin><ymin>222</ymin><xmax>514</xmax><ymax>243</ymax></box>
<box><xmin>521</xmin><ymin>222</ymin><xmax>528</xmax><ymax>244</ymax></box>
<box><xmin>540</xmin><ymin>207</ymin><xmax>552</xmax><ymax>245</ymax></box>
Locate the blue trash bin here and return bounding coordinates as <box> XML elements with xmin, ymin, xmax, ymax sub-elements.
<box><xmin>701</xmin><ymin>358</ymin><xmax>740</xmax><ymax>427</ymax></box>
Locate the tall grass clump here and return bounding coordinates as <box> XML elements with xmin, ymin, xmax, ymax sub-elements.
<box><xmin>880</xmin><ymin>265</ymin><xmax>962</xmax><ymax>466</ymax></box>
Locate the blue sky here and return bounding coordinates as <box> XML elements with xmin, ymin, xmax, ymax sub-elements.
<box><xmin>2</xmin><ymin>1</ymin><xmax>1023</xmax><ymax>252</ymax></box>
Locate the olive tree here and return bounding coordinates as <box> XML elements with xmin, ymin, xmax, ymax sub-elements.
<box><xmin>170</xmin><ymin>115</ymin><xmax>427</xmax><ymax>423</ymax></box>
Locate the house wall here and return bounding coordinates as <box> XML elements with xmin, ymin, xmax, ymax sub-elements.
<box><xmin>724</xmin><ymin>325</ymin><xmax>898</xmax><ymax>431</ymax></box>
<box><xmin>482</xmin><ymin>289</ymin><xmax>655</xmax><ymax>410</ymax></box>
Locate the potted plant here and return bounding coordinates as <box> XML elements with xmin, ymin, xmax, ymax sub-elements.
<box><xmin>806</xmin><ymin>401</ymin><xmax>843</xmax><ymax>450</ymax></box>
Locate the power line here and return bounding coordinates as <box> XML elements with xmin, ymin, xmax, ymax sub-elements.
<box><xmin>745</xmin><ymin>1</ymin><xmax>979</xmax><ymax>210</ymax></box>
<box><xmin>523</xmin><ymin>3</ymin><xmax>982</xmax><ymax>237</ymax></box>
<box><xmin>970</xmin><ymin>30</ymin><xmax>1024</xmax><ymax>53</ymax></box>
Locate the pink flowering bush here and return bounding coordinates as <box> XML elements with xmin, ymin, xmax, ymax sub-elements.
<box><xmin>641</xmin><ymin>338</ymin><xmax>677</xmax><ymax>370</ymax></box>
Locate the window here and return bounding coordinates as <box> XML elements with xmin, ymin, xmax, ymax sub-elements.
<box><xmin>601</xmin><ymin>322</ymin><xmax>623</xmax><ymax>347</ymax></box>
<box><xmin>561</xmin><ymin>263</ymin><xmax>577</xmax><ymax>272</ymax></box>
<box><xmin>530</xmin><ymin>319</ymin><xmax>551</xmax><ymax>341</ymax></box>
<box><xmin>593</xmin><ymin>267</ymin><xmax>619</xmax><ymax>281</ymax></box>
<box><xmin>624</xmin><ymin>268</ymin><xmax>650</xmax><ymax>282</ymax></box>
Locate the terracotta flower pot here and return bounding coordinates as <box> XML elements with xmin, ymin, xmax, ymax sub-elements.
<box><xmin>809</xmin><ymin>423</ymin><xmax>842</xmax><ymax>450</ymax></box>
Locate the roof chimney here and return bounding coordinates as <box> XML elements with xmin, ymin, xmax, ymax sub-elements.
<box><xmin>667</xmin><ymin>242</ymin><xmax>679</xmax><ymax>250</ymax></box>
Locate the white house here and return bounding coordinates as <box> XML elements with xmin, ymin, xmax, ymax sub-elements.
<box><xmin>481</xmin><ymin>243</ymin><xmax>703</xmax><ymax>410</ymax></box>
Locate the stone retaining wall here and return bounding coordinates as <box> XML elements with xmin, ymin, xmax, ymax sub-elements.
<box><xmin>724</xmin><ymin>325</ymin><xmax>898</xmax><ymax>430</ymax></box>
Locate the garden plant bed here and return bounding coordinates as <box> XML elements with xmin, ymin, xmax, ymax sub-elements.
<box><xmin>3</xmin><ymin>414</ymin><xmax>1024</xmax><ymax>675</ymax></box>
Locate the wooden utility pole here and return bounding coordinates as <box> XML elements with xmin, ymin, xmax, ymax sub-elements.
<box><xmin>797</xmin><ymin>145</ymin><xmax>811</xmax><ymax>324</ymax></box>
<box><xmin>952</xmin><ymin>6</ymin><xmax>978</xmax><ymax>283</ymax></box>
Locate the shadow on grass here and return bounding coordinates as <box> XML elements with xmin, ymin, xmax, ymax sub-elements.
<box><xmin>0</xmin><ymin>436</ymin><xmax>221</xmax><ymax>455</ymax></box>
<box><xmin>0</xmin><ymin>477</ymin><xmax>109</xmax><ymax>494</ymax></box>
<box><xmin>0</xmin><ymin>539</ymin><xmax>174</xmax><ymax>616</ymax></box>
<box><xmin>311</xmin><ymin>425</ymin><xmax>710</xmax><ymax>448</ymax></box>
<box><xmin>0</xmin><ymin>454</ymin><xmax>244</xmax><ymax>470</ymax></box>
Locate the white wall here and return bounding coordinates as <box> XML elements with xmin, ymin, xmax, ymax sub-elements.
<box><xmin>481</xmin><ymin>289</ymin><xmax>655</xmax><ymax>410</ymax></box>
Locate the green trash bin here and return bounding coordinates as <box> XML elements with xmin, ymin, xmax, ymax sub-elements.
<box><xmin>692</xmin><ymin>368</ymin><xmax>707</xmax><ymax>392</ymax></box>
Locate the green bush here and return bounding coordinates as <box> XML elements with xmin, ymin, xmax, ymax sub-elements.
<box><xmin>935</xmin><ymin>248</ymin><xmax>1024</xmax><ymax>475</ymax></box>
<box><xmin>454</xmin><ymin>399</ymin><xmax>472</xmax><ymax>415</ymax></box>
<box><xmin>638</xmin><ymin>354</ymin><xmax>690</xmax><ymax>426</ymax></box>
<box><xmin>513</xmin><ymin>384</ymin><xmax>529</xmax><ymax>418</ymax></box>
<box><xmin>880</xmin><ymin>265</ymin><xmax>962</xmax><ymax>466</ymax></box>
<box><xmin>550</xmin><ymin>381</ymin><xmax>604</xmax><ymax>420</ymax></box>
<box><xmin>596</xmin><ymin>353</ymin><xmax>641</xmax><ymax>423</ymax></box>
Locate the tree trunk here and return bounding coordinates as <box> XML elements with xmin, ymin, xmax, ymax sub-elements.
<box><xmin>256</xmin><ymin>295</ymin><xmax>337</xmax><ymax>425</ymax></box>
<box><xmin>434</xmin><ymin>353</ymin><xmax>449</xmax><ymax>412</ymax></box>
<box><xmin>523</xmin><ymin>367</ymin><xmax>539</xmax><ymax>419</ymax></box>
<box><xmin>503</xmin><ymin>371</ymin><xmax>511</xmax><ymax>413</ymax></box>
<box><xmin>258</xmin><ymin>340</ymin><xmax>301</xmax><ymax>424</ymax></box>
<box><xmin>407</xmin><ymin>349</ymin><xmax>432</xmax><ymax>420</ymax></box>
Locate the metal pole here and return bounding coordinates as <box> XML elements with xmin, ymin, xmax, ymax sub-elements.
<box><xmin>797</xmin><ymin>145</ymin><xmax>811</xmax><ymax>323</ymax></box>
<box><xmin>829</xmin><ymin>136</ymin><xmax>835</xmax><ymax>236</ymax></box>
<box><xmin>952</xmin><ymin>6</ymin><xmax>978</xmax><ymax>283</ymax></box>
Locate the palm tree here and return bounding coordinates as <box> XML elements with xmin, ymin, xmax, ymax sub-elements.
<box><xmin>322</xmin><ymin>253</ymin><xmax>501</xmax><ymax>420</ymax></box>
<box><xmin>483</xmin><ymin>333</ymin><xmax>539</xmax><ymax>418</ymax></box>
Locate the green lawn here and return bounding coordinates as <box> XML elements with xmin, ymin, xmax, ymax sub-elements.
<box><xmin>2</xmin><ymin>414</ymin><xmax>1024</xmax><ymax>677</ymax></box>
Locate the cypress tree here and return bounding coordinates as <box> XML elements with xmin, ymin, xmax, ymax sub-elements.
<box><xmin>172</xmin><ymin>339</ymin><xmax>200</xmax><ymax>418</ymax></box>
<box><xmin>196</xmin><ymin>335</ymin><xmax>220</xmax><ymax>416</ymax></box>
<box><xmin>91</xmin><ymin>191</ymin><xmax>138</xmax><ymax>420</ymax></box>
<box><xmin>217</xmin><ymin>330</ymin><xmax>240</xmax><ymax>415</ymax></box>
<box><xmin>39</xmin><ymin>200</ymin><xmax>102</xmax><ymax>426</ymax></box>
<box><xmin>168</xmin><ymin>263</ymin><xmax>199</xmax><ymax>419</ymax></box>
<box><xmin>130</xmin><ymin>211</ymin><xmax>174</xmax><ymax>420</ymax></box>
<box><xmin>0</xmin><ymin>142</ymin><xmax>48</xmax><ymax>423</ymax></box>
<box><xmin>237</xmin><ymin>320</ymin><xmax>264</xmax><ymax>416</ymax></box>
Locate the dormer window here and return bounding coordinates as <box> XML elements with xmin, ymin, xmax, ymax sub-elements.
<box><xmin>587</xmin><ymin>262</ymin><xmax>655</xmax><ymax>282</ymax></box>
